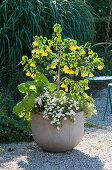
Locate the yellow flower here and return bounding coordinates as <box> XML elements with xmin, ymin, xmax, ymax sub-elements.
<box><xmin>26</xmin><ymin>71</ymin><xmax>31</xmax><ymax>77</ymax></box>
<box><xmin>32</xmin><ymin>49</ymin><xmax>38</xmax><ymax>53</ymax></box>
<box><xmin>33</xmin><ymin>42</ymin><xmax>39</xmax><ymax>46</ymax></box>
<box><xmin>63</xmin><ymin>65</ymin><xmax>69</xmax><ymax>71</ymax></box>
<box><xmin>73</xmin><ymin>104</ymin><xmax>76</xmax><ymax>107</ymax></box>
<box><xmin>69</xmin><ymin>70</ymin><xmax>74</xmax><ymax>75</ymax></box>
<box><xmin>1</xmin><ymin>148</ymin><xmax>5</xmax><ymax>152</ymax></box>
<box><xmin>89</xmin><ymin>73</ymin><xmax>94</xmax><ymax>77</ymax></box>
<box><xmin>64</xmin><ymin>69</ymin><xmax>69</xmax><ymax>74</ymax></box>
<box><xmin>70</xmin><ymin>64</ymin><xmax>73</xmax><ymax>68</ymax></box>
<box><xmin>98</xmin><ymin>65</ymin><xmax>103</xmax><ymax>70</ymax></box>
<box><xmin>74</xmin><ymin>45</ymin><xmax>79</xmax><ymax>50</ymax></box>
<box><xmin>65</xmin><ymin>87</ymin><xmax>68</xmax><ymax>92</ymax></box>
<box><xmin>30</xmin><ymin>63</ymin><xmax>36</xmax><ymax>67</ymax></box>
<box><xmin>78</xmin><ymin>57</ymin><xmax>81</xmax><ymax>60</ymax></box>
<box><xmin>35</xmin><ymin>55</ymin><xmax>40</xmax><ymax>59</ymax></box>
<box><xmin>56</xmin><ymin>33</ymin><xmax>59</xmax><ymax>37</ymax></box>
<box><xmin>40</xmin><ymin>50</ymin><xmax>45</xmax><ymax>53</ymax></box>
<box><xmin>81</xmin><ymin>73</ymin><xmax>87</xmax><ymax>77</ymax></box>
<box><xmin>31</xmin><ymin>74</ymin><xmax>36</xmax><ymax>79</ymax></box>
<box><xmin>51</xmin><ymin>65</ymin><xmax>56</xmax><ymax>69</ymax></box>
<box><xmin>85</xmin><ymin>86</ymin><xmax>90</xmax><ymax>90</ymax></box>
<box><xmin>61</xmin><ymin>84</ymin><xmax>66</xmax><ymax>88</ymax></box>
<box><xmin>82</xmin><ymin>50</ymin><xmax>86</xmax><ymax>56</ymax></box>
<box><xmin>46</xmin><ymin>47</ymin><xmax>51</xmax><ymax>52</ymax></box>
<box><xmin>21</xmin><ymin>62</ymin><xmax>25</xmax><ymax>65</ymax></box>
<box><xmin>69</xmin><ymin>46</ymin><xmax>75</xmax><ymax>51</ymax></box>
<box><xmin>43</xmin><ymin>52</ymin><xmax>47</xmax><ymax>56</ymax></box>
<box><xmin>88</xmin><ymin>49</ymin><xmax>93</xmax><ymax>54</ymax></box>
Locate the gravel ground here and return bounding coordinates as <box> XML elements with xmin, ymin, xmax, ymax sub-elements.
<box><xmin>0</xmin><ymin>88</ymin><xmax>112</xmax><ymax>170</ymax></box>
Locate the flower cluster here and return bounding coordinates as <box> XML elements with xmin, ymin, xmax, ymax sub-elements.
<box><xmin>35</xmin><ymin>90</ymin><xmax>79</xmax><ymax>130</ymax></box>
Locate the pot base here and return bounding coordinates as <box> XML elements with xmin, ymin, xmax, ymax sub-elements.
<box><xmin>31</xmin><ymin>111</ymin><xmax>84</xmax><ymax>153</ymax></box>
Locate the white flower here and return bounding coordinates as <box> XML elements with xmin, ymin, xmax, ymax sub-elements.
<box><xmin>70</xmin><ymin>110</ymin><xmax>74</xmax><ymax>115</ymax></box>
<box><xmin>48</xmin><ymin>112</ymin><xmax>52</xmax><ymax>115</ymax></box>
<box><xmin>56</xmin><ymin>112</ymin><xmax>62</xmax><ymax>118</ymax></box>
<box><xmin>65</xmin><ymin>112</ymin><xmax>70</xmax><ymax>115</ymax></box>
<box><xmin>57</xmin><ymin>122</ymin><xmax>60</xmax><ymax>125</ymax></box>
<box><xmin>57</xmin><ymin>126</ymin><xmax>60</xmax><ymax>130</ymax></box>
<box><xmin>73</xmin><ymin>112</ymin><xmax>76</xmax><ymax>116</ymax></box>
<box><xmin>76</xmin><ymin>106</ymin><xmax>79</xmax><ymax>110</ymax></box>
<box><xmin>35</xmin><ymin>97</ymin><xmax>42</xmax><ymax>106</ymax></box>
<box><xmin>64</xmin><ymin>117</ymin><xmax>67</xmax><ymax>120</ymax></box>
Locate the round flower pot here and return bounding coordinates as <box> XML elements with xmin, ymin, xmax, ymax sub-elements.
<box><xmin>31</xmin><ymin>111</ymin><xmax>84</xmax><ymax>153</ymax></box>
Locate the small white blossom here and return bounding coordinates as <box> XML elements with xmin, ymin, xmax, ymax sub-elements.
<box><xmin>57</xmin><ymin>126</ymin><xmax>60</xmax><ymax>130</ymax></box>
<box><xmin>64</xmin><ymin>117</ymin><xmax>67</xmax><ymax>120</ymax></box>
<box><xmin>76</xmin><ymin>106</ymin><xmax>79</xmax><ymax>110</ymax></box>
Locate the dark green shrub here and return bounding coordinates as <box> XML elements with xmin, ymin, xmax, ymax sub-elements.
<box><xmin>0</xmin><ymin>112</ymin><xmax>33</xmax><ymax>143</ymax></box>
<box><xmin>0</xmin><ymin>0</ymin><xmax>95</xmax><ymax>66</ymax></box>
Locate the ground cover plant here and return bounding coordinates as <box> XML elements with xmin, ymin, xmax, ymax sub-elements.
<box><xmin>0</xmin><ymin>0</ymin><xmax>95</xmax><ymax>66</ymax></box>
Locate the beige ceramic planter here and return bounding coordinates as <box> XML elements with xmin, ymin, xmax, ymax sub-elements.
<box><xmin>31</xmin><ymin>111</ymin><xmax>84</xmax><ymax>153</ymax></box>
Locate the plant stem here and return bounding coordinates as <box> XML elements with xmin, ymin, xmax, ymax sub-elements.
<box><xmin>57</xmin><ymin>48</ymin><xmax>61</xmax><ymax>98</ymax></box>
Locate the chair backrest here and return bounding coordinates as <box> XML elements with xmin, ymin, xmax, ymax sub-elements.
<box><xmin>91</xmin><ymin>42</ymin><xmax>112</xmax><ymax>75</ymax></box>
<box><xmin>91</xmin><ymin>42</ymin><xmax>112</xmax><ymax>65</ymax></box>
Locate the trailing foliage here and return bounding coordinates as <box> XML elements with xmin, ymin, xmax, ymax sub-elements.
<box><xmin>0</xmin><ymin>0</ymin><xmax>95</xmax><ymax>65</ymax></box>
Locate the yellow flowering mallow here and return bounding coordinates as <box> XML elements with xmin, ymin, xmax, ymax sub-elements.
<box><xmin>81</xmin><ymin>73</ymin><xmax>87</xmax><ymax>77</ymax></box>
<box><xmin>65</xmin><ymin>87</ymin><xmax>68</xmax><ymax>92</ymax></box>
<box><xmin>63</xmin><ymin>65</ymin><xmax>69</xmax><ymax>71</ymax></box>
<box><xmin>70</xmin><ymin>64</ymin><xmax>73</xmax><ymax>68</ymax></box>
<box><xmin>32</xmin><ymin>49</ymin><xmax>38</xmax><ymax>53</ymax></box>
<box><xmin>40</xmin><ymin>50</ymin><xmax>45</xmax><ymax>53</ymax></box>
<box><xmin>85</xmin><ymin>86</ymin><xmax>90</xmax><ymax>90</ymax></box>
<box><xmin>31</xmin><ymin>74</ymin><xmax>36</xmax><ymax>79</ymax></box>
<box><xmin>35</xmin><ymin>55</ymin><xmax>40</xmax><ymax>59</ymax></box>
<box><xmin>69</xmin><ymin>46</ymin><xmax>75</xmax><ymax>51</ymax></box>
<box><xmin>88</xmin><ymin>49</ymin><xmax>93</xmax><ymax>55</ymax></box>
<box><xmin>78</xmin><ymin>57</ymin><xmax>81</xmax><ymax>60</ymax></box>
<box><xmin>30</xmin><ymin>63</ymin><xmax>36</xmax><ymax>67</ymax></box>
<box><xmin>21</xmin><ymin>62</ymin><xmax>25</xmax><ymax>65</ymax></box>
<box><xmin>69</xmin><ymin>70</ymin><xmax>75</xmax><ymax>75</ymax></box>
<box><xmin>33</xmin><ymin>42</ymin><xmax>39</xmax><ymax>46</ymax></box>
<box><xmin>51</xmin><ymin>65</ymin><xmax>56</xmax><ymax>69</ymax></box>
<box><xmin>26</xmin><ymin>72</ymin><xmax>31</xmax><ymax>77</ymax></box>
<box><xmin>74</xmin><ymin>45</ymin><xmax>80</xmax><ymax>50</ymax></box>
<box><xmin>98</xmin><ymin>65</ymin><xmax>103</xmax><ymax>70</ymax></box>
<box><xmin>43</xmin><ymin>52</ymin><xmax>47</xmax><ymax>56</ymax></box>
<box><xmin>46</xmin><ymin>47</ymin><xmax>51</xmax><ymax>52</ymax></box>
<box><xmin>61</xmin><ymin>84</ymin><xmax>66</xmax><ymax>88</ymax></box>
<box><xmin>82</xmin><ymin>50</ymin><xmax>86</xmax><ymax>56</ymax></box>
<box><xmin>89</xmin><ymin>73</ymin><xmax>94</xmax><ymax>77</ymax></box>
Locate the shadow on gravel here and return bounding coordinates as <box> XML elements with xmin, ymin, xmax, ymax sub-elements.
<box><xmin>16</xmin><ymin>143</ymin><xmax>104</xmax><ymax>170</ymax></box>
<box><xmin>0</xmin><ymin>142</ymin><xmax>104</xmax><ymax>169</ymax></box>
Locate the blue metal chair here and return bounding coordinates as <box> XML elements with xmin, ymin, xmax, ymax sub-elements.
<box><xmin>103</xmin><ymin>83</ymin><xmax>112</xmax><ymax>120</ymax></box>
<box><xmin>87</xmin><ymin>42</ymin><xmax>112</xmax><ymax>120</ymax></box>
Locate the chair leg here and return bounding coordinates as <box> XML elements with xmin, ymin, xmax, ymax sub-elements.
<box><xmin>108</xmin><ymin>86</ymin><xmax>112</xmax><ymax>114</ymax></box>
<box><xmin>103</xmin><ymin>87</ymin><xmax>109</xmax><ymax>120</ymax></box>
